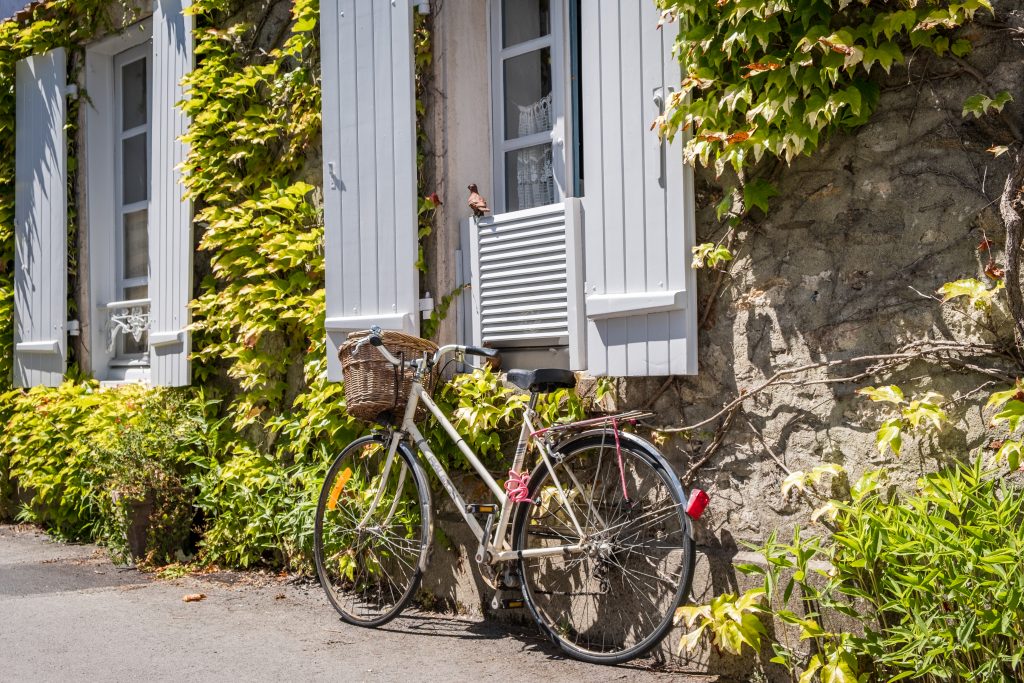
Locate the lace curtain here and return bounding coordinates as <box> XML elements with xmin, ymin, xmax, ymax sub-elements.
<box><xmin>515</xmin><ymin>93</ymin><xmax>554</xmax><ymax>209</ymax></box>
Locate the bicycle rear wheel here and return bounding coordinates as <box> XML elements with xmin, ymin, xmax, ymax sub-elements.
<box><xmin>513</xmin><ymin>432</ymin><xmax>695</xmax><ymax>664</ymax></box>
<box><xmin>314</xmin><ymin>433</ymin><xmax>432</xmax><ymax>627</ymax></box>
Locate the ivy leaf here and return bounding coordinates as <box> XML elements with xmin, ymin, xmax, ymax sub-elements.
<box><xmin>782</xmin><ymin>470</ymin><xmax>807</xmax><ymax>496</ymax></box>
<box><xmin>963</xmin><ymin>91</ymin><xmax>1014</xmax><ymax>119</ymax></box>
<box><xmin>743</xmin><ymin>178</ymin><xmax>779</xmax><ymax>214</ymax></box>
<box><xmin>902</xmin><ymin>393</ymin><xmax>948</xmax><ymax>431</ymax></box>
<box><xmin>986</xmin><ymin>380</ymin><xmax>1024</xmax><ymax>409</ymax></box>
<box><xmin>716</xmin><ymin>193</ymin><xmax>734</xmax><ymax>221</ymax></box>
<box><xmin>692</xmin><ymin>243</ymin><xmax>734</xmax><ymax>270</ymax></box>
<box><xmin>862</xmin><ymin>41</ymin><xmax>903</xmax><ymax>74</ymax></box>
<box><xmin>676</xmin><ymin>622</ymin><xmax>707</xmax><ymax>653</ymax></box>
<box><xmin>821</xmin><ymin>647</ymin><xmax>861</xmax><ymax>683</ymax></box>
<box><xmin>992</xmin><ymin>400</ymin><xmax>1024</xmax><ymax>433</ymax></box>
<box><xmin>937</xmin><ymin>278</ymin><xmax>1004</xmax><ymax>309</ymax></box>
<box><xmin>951</xmin><ymin>39</ymin><xmax>973</xmax><ymax>57</ymax></box>
<box><xmin>811</xmin><ymin>500</ymin><xmax>840</xmax><ymax>523</ymax></box>
<box><xmin>857</xmin><ymin>385</ymin><xmax>905</xmax><ymax>404</ymax></box>
<box><xmin>876</xmin><ymin>418</ymin><xmax>903</xmax><ymax>455</ymax></box>
<box><xmin>995</xmin><ymin>440</ymin><xmax>1024</xmax><ymax>470</ymax></box>
<box><xmin>799</xmin><ymin>656</ymin><xmax>823</xmax><ymax>683</ymax></box>
<box><xmin>851</xmin><ymin>469</ymin><xmax>884</xmax><ymax>502</ymax></box>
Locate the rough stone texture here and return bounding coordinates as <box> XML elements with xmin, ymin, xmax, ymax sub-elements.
<box><xmin>658</xmin><ymin>6</ymin><xmax>1023</xmax><ymax>550</ymax></box>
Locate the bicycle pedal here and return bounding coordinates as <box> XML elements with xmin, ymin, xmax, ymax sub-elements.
<box><xmin>466</xmin><ymin>503</ymin><xmax>498</xmax><ymax>515</ymax></box>
<box><xmin>490</xmin><ymin>591</ymin><xmax>525</xmax><ymax>610</ymax></box>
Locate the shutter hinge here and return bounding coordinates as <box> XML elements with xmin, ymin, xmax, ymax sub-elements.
<box><xmin>419</xmin><ymin>292</ymin><xmax>435</xmax><ymax>320</ymax></box>
<box><xmin>67</xmin><ymin>320</ymin><xmax>80</xmax><ymax>337</ymax></box>
<box><xmin>64</xmin><ymin>83</ymin><xmax>78</xmax><ymax>98</ymax></box>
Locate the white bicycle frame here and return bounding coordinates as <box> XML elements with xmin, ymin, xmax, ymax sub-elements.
<box><xmin>361</xmin><ymin>343</ymin><xmax>588</xmax><ymax>565</ymax></box>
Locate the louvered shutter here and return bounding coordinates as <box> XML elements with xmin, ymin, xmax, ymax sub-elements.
<box><xmin>468</xmin><ymin>199</ymin><xmax>585</xmax><ymax>368</ymax></box>
<box><xmin>579</xmin><ymin>1</ymin><xmax>698</xmax><ymax>376</ymax></box>
<box><xmin>149</xmin><ymin>0</ymin><xmax>194</xmax><ymax>387</ymax></box>
<box><xmin>321</xmin><ymin>0</ymin><xmax>419</xmax><ymax>381</ymax></box>
<box><xmin>14</xmin><ymin>48</ymin><xmax>68</xmax><ymax>388</ymax></box>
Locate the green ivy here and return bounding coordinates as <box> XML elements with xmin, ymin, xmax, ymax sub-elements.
<box><xmin>656</xmin><ymin>0</ymin><xmax>991</xmax><ymax>176</ymax></box>
<box><xmin>181</xmin><ymin>0</ymin><xmax>323</xmax><ymax>430</ymax></box>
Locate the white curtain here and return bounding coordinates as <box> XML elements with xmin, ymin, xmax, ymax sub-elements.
<box><xmin>515</xmin><ymin>93</ymin><xmax>554</xmax><ymax>209</ymax></box>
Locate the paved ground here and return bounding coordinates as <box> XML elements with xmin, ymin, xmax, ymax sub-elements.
<box><xmin>0</xmin><ymin>525</ymin><xmax>720</xmax><ymax>682</ymax></box>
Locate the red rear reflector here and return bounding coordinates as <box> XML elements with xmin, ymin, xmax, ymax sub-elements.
<box><xmin>685</xmin><ymin>489</ymin><xmax>709</xmax><ymax>520</ymax></box>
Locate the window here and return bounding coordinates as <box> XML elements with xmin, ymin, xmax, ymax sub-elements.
<box><xmin>84</xmin><ymin>22</ymin><xmax>156</xmax><ymax>382</ymax></box>
<box><xmin>113</xmin><ymin>45</ymin><xmax>151</xmax><ymax>362</ymax></box>
<box><xmin>491</xmin><ymin>0</ymin><xmax>568</xmax><ymax>213</ymax></box>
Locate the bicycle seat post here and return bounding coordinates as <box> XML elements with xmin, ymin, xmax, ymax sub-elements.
<box><xmin>526</xmin><ymin>391</ymin><xmax>539</xmax><ymax>417</ymax></box>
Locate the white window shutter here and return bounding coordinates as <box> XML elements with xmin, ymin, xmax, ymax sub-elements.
<box><xmin>14</xmin><ymin>48</ymin><xmax>68</xmax><ymax>389</ymax></box>
<box><xmin>579</xmin><ymin>1</ymin><xmax>698</xmax><ymax>377</ymax></box>
<box><xmin>149</xmin><ymin>0</ymin><xmax>194</xmax><ymax>387</ymax></box>
<box><xmin>321</xmin><ymin>0</ymin><xmax>419</xmax><ymax>381</ymax></box>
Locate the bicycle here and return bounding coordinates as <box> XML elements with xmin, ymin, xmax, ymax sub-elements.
<box><xmin>314</xmin><ymin>326</ymin><xmax>701</xmax><ymax>664</ymax></box>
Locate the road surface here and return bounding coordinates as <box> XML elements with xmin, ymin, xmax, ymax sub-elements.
<box><xmin>0</xmin><ymin>525</ymin><xmax>720</xmax><ymax>682</ymax></box>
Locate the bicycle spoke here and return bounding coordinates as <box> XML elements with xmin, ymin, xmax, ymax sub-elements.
<box><xmin>518</xmin><ymin>438</ymin><xmax>694</xmax><ymax>663</ymax></box>
<box><xmin>315</xmin><ymin>436</ymin><xmax>429</xmax><ymax>627</ymax></box>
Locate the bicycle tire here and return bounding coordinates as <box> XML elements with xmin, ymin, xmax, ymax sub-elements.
<box><xmin>314</xmin><ymin>433</ymin><xmax>432</xmax><ymax>627</ymax></box>
<box><xmin>513</xmin><ymin>431</ymin><xmax>695</xmax><ymax>664</ymax></box>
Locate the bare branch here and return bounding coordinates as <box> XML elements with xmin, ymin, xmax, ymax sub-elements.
<box><xmin>649</xmin><ymin>340</ymin><xmax>1012</xmax><ymax>435</ymax></box>
<box><xmin>1000</xmin><ymin>147</ymin><xmax>1024</xmax><ymax>346</ymax></box>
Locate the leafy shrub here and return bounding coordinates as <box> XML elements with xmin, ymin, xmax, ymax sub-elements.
<box><xmin>188</xmin><ymin>445</ymin><xmax>325</xmax><ymax>570</ymax></box>
<box><xmin>0</xmin><ymin>383</ymin><xmax>213</xmax><ymax>561</ymax></box>
<box><xmin>680</xmin><ymin>380</ymin><xmax>1024</xmax><ymax>682</ymax></box>
<box><xmin>95</xmin><ymin>388</ymin><xmax>212</xmax><ymax>564</ymax></box>
<box><xmin>0</xmin><ymin>383</ymin><xmax>117</xmax><ymax>540</ymax></box>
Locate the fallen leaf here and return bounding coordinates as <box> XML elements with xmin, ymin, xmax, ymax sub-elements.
<box><xmin>275</xmin><ymin>593</ymin><xmax>286</xmax><ymax>600</ymax></box>
<box><xmin>988</xmin><ymin>440</ymin><xmax>1005</xmax><ymax>450</ymax></box>
<box><xmin>183</xmin><ymin>593</ymin><xmax>206</xmax><ymax>603</ymax></box>
<box><xmin>986</xmin><ymin>145</ymin><xmax>1010</xmax><ymax>158</ymax></box>
<box><xmin>977</xmin><ymin>237</ymin><xmax>994</xmax><ymax>251</ymax></box>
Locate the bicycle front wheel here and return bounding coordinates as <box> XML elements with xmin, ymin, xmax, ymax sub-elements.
<box><xmin>314</xmin><ymin>434</ymin><xmax>432</xmax><ymax>627</ymax></box>
<box><xmin>513</xmin><ymin>433</ymin><xmax>695</xmax><ymax>664</ymax></box>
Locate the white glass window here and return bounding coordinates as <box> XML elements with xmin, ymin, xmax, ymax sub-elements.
<box><xmin>492</xmin><ymin>0</ymin><xmax>567</xmax><ymax>213</ymax></box>
<box><xmin>113</xmin><ymin>44</ymin><xmax>151</xmax><ymax>361</ymax></box>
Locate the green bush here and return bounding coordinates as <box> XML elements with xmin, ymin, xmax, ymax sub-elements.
<box><xmin>0</xmin><ymin>383</ymin><xmax>214</xmax><ymax>560</ymax></box>
<box><xmin>679</xmin><ymin>381</ymin><xmax>1024</xmax><ymax>682</ymax></box>
<box><xmin>0</xmin><ymin>383</ymin><xmax>118</xmax><ymax>540</ymax></box>
<box><xmin>188</xmin><ymin>445</ymin><xmax>325</xmax><ymax>571</ymax></box>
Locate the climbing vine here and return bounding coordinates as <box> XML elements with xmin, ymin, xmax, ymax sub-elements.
<box><xmin>654</xmin><ymin>0</ymin><xmax>1007</xmax><ymax>295</ymax></box>
<box><xmin>180</xmin><ymin>0</ymin><xmax>323</xmax><ymax>431</ymax></box>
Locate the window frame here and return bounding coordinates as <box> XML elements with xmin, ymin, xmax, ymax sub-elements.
<box><xmin>112</xmin><ymin>44</ymin><xmax>152</xmax><ymax>364</ymax></box>
<box><xmin>489</xmin><ymin>0</ymin><xmax>571</xmax><ymax>214</ymax></box>
<box><xmin>84</xmin><ymin>20</ymin><xmax>155</xmax><ymax>380</ymax></box>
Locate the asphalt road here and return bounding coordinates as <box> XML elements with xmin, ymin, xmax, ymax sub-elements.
<box><xmin>0</xmin><ymin>525</ymin><xmax>717</xmax><ymax>682</ymax></box>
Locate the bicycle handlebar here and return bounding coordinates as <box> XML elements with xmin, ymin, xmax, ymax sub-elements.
<box><xmin>356</xmin><ymin>326</ymin><xmax>499</xmax><ymax>370</ymax></box>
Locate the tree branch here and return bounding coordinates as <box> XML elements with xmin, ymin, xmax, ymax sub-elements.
<box><xmin>1000</xmin><ymin>147</ymin><xmax>1024</xmax><ymax>346</ymax></box>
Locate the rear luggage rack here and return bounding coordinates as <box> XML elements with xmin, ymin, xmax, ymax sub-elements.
<box><xmin>531</xmin><ymin>410</ymin><xmax>656</xmax><ymax>437</ymax></box>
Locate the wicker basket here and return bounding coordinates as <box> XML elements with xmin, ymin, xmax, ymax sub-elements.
<box><xmin>340</xmin><ymin>330</ymin><xmax>438</xmax><ymax>423</ymax></box>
